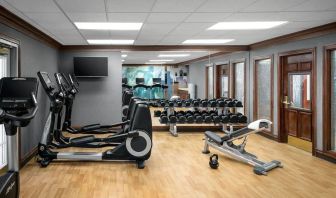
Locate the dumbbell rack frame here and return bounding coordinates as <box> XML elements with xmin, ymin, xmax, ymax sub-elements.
<box><xmin>162</xmin><ymin>105</ymin><xmax>245</xmax><ymax>137</ymax></box>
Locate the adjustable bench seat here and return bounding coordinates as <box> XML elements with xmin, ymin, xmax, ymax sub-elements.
<box><xmin>205</xmin><ymin>127</ymin><xmax>253</xmax><ymax>145</ymax></box>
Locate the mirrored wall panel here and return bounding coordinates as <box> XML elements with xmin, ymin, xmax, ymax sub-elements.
<box><xmin>255</xmin><ymin>59</ymin><xmax>272</xmax><ymax>120</ymax></box>
<box><xmin>331</xmin><ymin>50</ymin><xmax>336</xmax><ymax>151</ymax></box>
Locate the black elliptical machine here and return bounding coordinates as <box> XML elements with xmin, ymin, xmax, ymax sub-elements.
<box><xmin>61</xmin><ymin>73</ymin><xmax>117</xmax><ymax>134</ymax></box>
<box><xmin>0</xmin><ymin>77</ymin><xmax>38</xmax><ymax>198</ymax></box>
<box><xmin>37</xmin><ymin>71</ymin><xmax>153</xmax><ymax>169</ymax></box>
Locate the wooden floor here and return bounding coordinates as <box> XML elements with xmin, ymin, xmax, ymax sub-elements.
<box><xmin>20</xmin><ymin>132</ymin><xmax>336</xmax><ymax>198</ymax></box>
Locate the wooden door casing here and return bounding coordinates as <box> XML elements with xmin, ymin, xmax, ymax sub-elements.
<box><xmin>278</xmin><ymin>48</ymin><xmax>316</xmax><ymax>152</ymax></box>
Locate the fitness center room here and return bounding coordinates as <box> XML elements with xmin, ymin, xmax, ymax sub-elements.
<box><xmin>0</xmin><ymin>0</ymin><xmax>336</xmax><ymax>198</ymax></box>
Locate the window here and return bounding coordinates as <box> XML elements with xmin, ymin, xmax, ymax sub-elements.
<box><xmin>221</xmin><ymin>75</ymin><xmax>229</xmax><ymax>98</ymax></box>
<box><xmin>254</xmin><ymin>58</ymin><xmax>272</xmax><ymax>122</ymax></box>
<box><xmin>0</xmin><ymin>50</ymin><xmax>8</xmax><ymax>169</ymax></box>
<box><xmin>233</xmin><ymin>61</ymin><xmax>245</xmax><ymax>113</ymax></box>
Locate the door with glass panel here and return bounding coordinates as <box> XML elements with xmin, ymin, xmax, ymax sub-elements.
<box><xmin>232</xmin><ymin>61</ymin><xmax>245</xmax><ymax>114</ymax></box>
<box><xmin>216</xmin><ymin>64</ymin><xmax>229</xmax><ymax>98</ymax></box>
<box><xmin>280</xmin><ymin>52</ymin><xmax>314</xmax><ymax>152</ymax></box>
<box><xmin>205</xmin><ymin>65</ymin><xmax>214</xmax><ymax>99</ymax></box>
<box><xmin>0</xmin><ymin>45</ymin><xmax>10</xmax><ymax>172</ymax></box>
<box><xmin>323</xmin><ymin>47</ymin><xmax>336</xmax><ymax>157</ymax></box>
<box><xmin>254</xmin><ymin>58</ymin><xmax>273</xmax><ymax>133</ymax></box>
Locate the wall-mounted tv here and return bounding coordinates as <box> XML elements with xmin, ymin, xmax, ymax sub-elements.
<box><xmin>74</xmin><ymin>57</ymin><xmax>108</xmax><ymax>77</ymax></box>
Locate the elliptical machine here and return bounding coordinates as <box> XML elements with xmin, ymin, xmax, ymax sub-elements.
<box><xmin>60</xmin><ymin>73</ymin><xmax>118</xmax><ymax>134</ymax></box>
<box><xmin>37</xmin><ymin>72</ymin><xmax>153</xmax><ymax>168</ymax></box>
<box><xmin>0</xmin><ymin>77</ymin><xmax>38</xmax><ymax>198</ymax></box>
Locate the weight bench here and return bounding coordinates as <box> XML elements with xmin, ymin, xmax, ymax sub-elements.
<box><xmin>202</xmin><ymin>119</ymin><xmax>283</xmax><ymax>175</ymax></box>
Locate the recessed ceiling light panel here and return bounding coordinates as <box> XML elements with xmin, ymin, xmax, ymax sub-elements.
<box><xmin>158</xmin><ymin>54</ymin><xmax>190</xmax><ymax>57</ymax></box>
<box><xmin>208</xmin><ymin>21</ymin><xmax>288</xmax><ymax>30</ymax></box>
<box><xmin>75</xmin><ymin>22</ymin><xmax>143</xmax><ymax>30</ymax></box>
<box><xmin>149</xmin><ymin>59</ymin><xmax>174</xmax><ymax>62</ymax></box>
<box><xmin>182</xmin><ymin>39</ymin><xmax>234</xmax><ymax>44</ymax></box>
<box><xmin>87</xmin><ymin>39</ymin><xmax>134</xmax><ymax>45</ymax></box>
<box><xmin>122</xmin><ymin>54</ymin><xmax>127</xmax><ymax>57</ymax></box>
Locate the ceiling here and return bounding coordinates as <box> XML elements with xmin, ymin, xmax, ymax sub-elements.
<box><xmin>1</xmin><ymin>0</ymin><xmax>336</xmax><ymax>64</ymax></box>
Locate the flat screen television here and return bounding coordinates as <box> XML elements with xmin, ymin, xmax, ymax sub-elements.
<box><xmin>74</xmin><ymin>57</ymin><xmax>108</xmax><ymax>77</ymax></box>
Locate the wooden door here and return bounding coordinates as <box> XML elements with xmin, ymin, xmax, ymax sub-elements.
<box><xmin>215</xmin><ymin>64</ymin><xmax>229</xmax><ymax>98</ymax></box>
<box><xmin>280</xmin><ymin>52</ymin><xmax>314</xmax><ymax>152</ymax></box>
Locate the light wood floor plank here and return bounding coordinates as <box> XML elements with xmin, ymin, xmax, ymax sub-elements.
<box><xmin>20</xmin><ymin>132</ymin><xmax>336</xmax><ymax>198</ymax></box>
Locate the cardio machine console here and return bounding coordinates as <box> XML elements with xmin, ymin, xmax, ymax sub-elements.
<box><xmin>0</xmin><ymin>77</ymin><xmax>38</xmax><ymax>112</ymax></box>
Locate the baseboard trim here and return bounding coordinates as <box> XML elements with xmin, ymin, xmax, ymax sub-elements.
<box><xmin>258</xmin><ymin>131</ymin><xmax>279</xmax><ymax>141</ymax></box>
<box><xmin>315</xmin><ymin>150</ymin><xmax>336</xmax><ymax>163</ymax></box>
<box><xmin>20</xmin><ymin>146</ymin><xmax>38</xmax><ymax>168</ymax></box>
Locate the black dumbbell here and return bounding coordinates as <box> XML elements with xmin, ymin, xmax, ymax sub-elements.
<box><xmin>212</xmin><ymin>114</ymin><xmax>221</xmax><ymax>124</ymax></box>
<box><xmin>236</xmin><ymin>113</ymin><xmax>247</xmax><ymax>123</ymax></box>
<box><xmin>192</xmin><ymin>99</ymin><xmax>199</xmax><ymax>107</ymax></box>
<box><xmin>168</xmin><ymin>101</ymin><xmax>174</xmax><ymax>107</ymax></box>
<box><xmin>176</xmin><ymin>100</ymin><xmax>183</xmax><ymax>107</ymax></box>
<box><xmin>234</xmin><ymin>100</ymin><xmax>243</xmax><ymax>107</ymax></box>
<box><xmin>220</xmin><ymin>114</ymin><xmax>230</xmax><ymax>123</ymax></box>
<box><xmin>169</xmin><ymin>115</ymin><xmax>177</xmax><ymax>123</ymax></box>
<box><xmin>201</xmin><ymin>99</ymin><xmax>208</xmax><ymax>107</ymax></box>
<box><xmin>229</xmin><ymin>114</ymin><xmax>239</xmax><ymax>123</ymax></box>
<box><xmin>185</xmin><ymin>99</ymin><xmax>191</xmax><ymax>107</ymax></box>
<box><xmin>194</xmin><ymin>112</ymin><xmax>203</xmax><ymax>123</ymax></box>
<box><xmin>159</xmin><ymin>113</ymin><xmax>168</xmax><ymax>124</ymax></box>
<box><xmin>202</xmin><ymin>112</ymin><xmax>212</xmax><ymax>123</ymax></box>
<box><xmin>154</xmin><ymin>110</ymin><xmax>161</xmax><ymax>117</ymax></box>
<box><xmin>217</xmin><ymin>99</ymin><xmax>225</xmax><ymax>107</ymax></box>
<box><xmin>209</xmin><ymin>99</ymin><xmax>217</xmax><ymax>107</ymax></box>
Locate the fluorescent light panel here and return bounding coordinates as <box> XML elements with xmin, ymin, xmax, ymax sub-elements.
<box><xmin>145</xmin><ymin>62</ymin><xmax>166</xmax><ymax>64</ymax></box>
<box><xmin>87</xmin><ymin>39</ymin><xmax>134</xmax><ymax>45</ymax></box>
<box><xmin>122</xmin><ymin>59</ymin><xmax>125</xmax><ymax>62</ymax></box>
<box><xmin>158</xmin><ymin>54</ymin><xmax>190</xmax><ymax>57</ymax></box>
<box><xmin>183</xmin><ymin>39</ymin><xmax>234</xmax><ymax>44</ymax></box>
<box><xmin>75</xmin><ymin>22</ymin><xmax>143</xmax><ymax>30</ymax></box>
<box><xmin>149</xmin><ymin>59</ymin><xmax>174</xmax><ymax>62</ymax></box>
<box><xmin>121</xmin><ymin>54</ymin><xmax>127</xmax><ymax>57</ymax></box>
<box><xmin>208</xmin><ymin>21</ymin><xmax>288</xmax><ymax>30</ymax></box>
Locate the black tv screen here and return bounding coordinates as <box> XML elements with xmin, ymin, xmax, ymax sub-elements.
<box><xmin>74</xmin><ymin>57</ymin><xmax>108</xmax><ymax>77</ymax></box>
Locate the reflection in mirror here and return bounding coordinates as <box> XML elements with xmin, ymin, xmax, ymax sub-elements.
<box><xmin>288</xmin><ymin>73</ymin><xmax>311</xmax><ymax>110</ymax></box>
<box><xmin>331</xmin><ymin>50</ymin><xmax>336</xmax><ymax>150</ymax></box>
<box><xmin>221</xmin><ymin>75</ymin><xmax>229</xmax><ymax>98</ymax></box>
<box><xmin>207</xmin><ymin>65</ymin><xmax>214</xmax><ymax>99</ymax></box>
<box><xmin>234</xmin><ymin>62</ymin><xmax>244</xmax><ymax>113</ymax></box>
<box><xmin>256</xmin><ymin>59</ymin><xmax>271</xmax><ymax>120</ymax></box>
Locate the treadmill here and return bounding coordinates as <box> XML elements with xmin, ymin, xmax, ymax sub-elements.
<box><xmin>0</xmin><ymin>77</ymin><xmax>38</xmax><ymax>198</ymax></box>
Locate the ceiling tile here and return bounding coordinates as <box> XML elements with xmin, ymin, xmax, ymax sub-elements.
<box><xmin>185</xmin><ymin>13</ymin><xmax>233</xmax><ymax>22</ymax></box>
<box><xmin>55</xmin><ymin>0</ymin><xmax>106</xmax><ymax>12</ymax></box>
<box><xmin>286</xmin><ymin>0</ymin><xmax>336</xmax><ymax>11</ymax></box>
<box><xmin>67</xmin><ymin>13</ymin><xmax>107</xmax><ymax>22</ymax></box>
<box><xmin>276</xmin><ymin>11</ymin><xmax>336</xmax><ymax>21</ymax></box>
<box><xmin>107</xmin><ymin>13</ymin><xmax>148</xmax><ymax>22</ymax></box>
<box><xmin>25</xmin><ymin>12</ymin><xmax>75</xmax><ymax>30</ymax></box>
<box><xmin>5</xmin><ymin>0</ymin><xmax>61</xmax><ymax>12</ymax></box>
<box><xmin>146</xmin><ymin>13</ymin><xmax>190</xmax><ymax>23</ymax></box>
<box><xmin>106</xmin><ymin>0</ymin><xmax>156</xmax><ymax>12</ymax></box>
<box><xmin>152</xmin><ymin>0</ymin><xmax>206</xmax><ymax>12</ymax></box>
<box><xmin>196</xmin><ymin>0</ymin><xmax>256</xmax><ymax>12</ymax></box>
<box><xmin>224</xmin><ymin>12</ymin><xmax>282</xmax><ymax>21</ymax></box>
<box><xmin>243</xmin><ymin>0</ymin><xmax>306</xmax><ymax>12</ymax></box>
<box><xmin>168</xmin><ymin>23</ymin><xmax>213</xmax><ymax>36</ymax></box>
<box><xmin>138</xmin><ymin>23</ymin><xmax>179</xmax><ymax>36</ymax></box>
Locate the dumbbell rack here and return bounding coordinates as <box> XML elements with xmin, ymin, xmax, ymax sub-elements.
<box><xmin>162</xmin><ymin>105</ymin><xmax>245</xmax><ymax>137</ymax></box>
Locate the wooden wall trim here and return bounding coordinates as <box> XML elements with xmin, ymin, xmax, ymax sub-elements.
<box><xmin>315</xmin><ymin>150</ymin><xmax>336</xmax><ymax>163</ymax></box>
<box><xmin>0</xmin><ymin>6</ymin><xmax>61</xmax><ymax>48</ymax></box>
<box><xmin>322</xmin><ymin>43</ymin><xmax>336</xmax><ymax>160</ymax></box>
<box><xmin>250</xmin><ymin>22</ymin><xmax>336</xmax><ymax>50</ymax></box>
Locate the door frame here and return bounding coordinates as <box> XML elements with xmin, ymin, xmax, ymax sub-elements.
<box><xmin>215</xmin><ymin>63</ymin><xmax>230</xmax><ymax>98</ymax></box>
<box><xmin>322</xmin><ymin>43</ymin><xmax>336</xmax><ymax>160</ymax></box>
<box><xmin>253</xmin><ymin>55</ymin><xmax>275</xmax><ymax>139</ymax></box>
<box><xmin>278</xmin><ymin>48</ymin><xmax>317</xmax><ymax>155</ymax></box>
<box><xmin>231</xmin><ymin>58</ymin><xmax>246</xmax><ymax>114</ymax></box>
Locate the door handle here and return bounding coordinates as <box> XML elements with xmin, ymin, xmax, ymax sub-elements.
<box><xmin>282</xmin><ymin>96</ymin><xmax>291</xmax><ymax>107</ymax></box>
